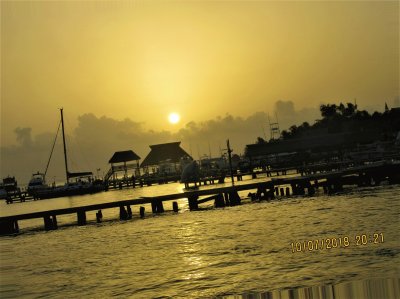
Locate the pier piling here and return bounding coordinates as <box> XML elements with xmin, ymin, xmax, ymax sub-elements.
<box><xmin>44</xmin><ymin>216</ymin><xmax>52</xmax><ymax>230</ymax></box>
<box><xmin>96</xmin><ymin>210</ymin><xmax>103</xmax><ymax>223</ymax></box>
<box><xmin>119</xmin><ymin>206</ymin><xmax>128</xmax><ymax>220</ymax></box>
<box><xmin>0</xmin><ymin>220</ymin><xmax>19</xmax><ymax>234</ymax></box>
<box><xmin>77</xmin><ymin>210</ymin><xmax>87</xmax><ymax>226</ymax></box>
<box><xmin>172</xmin><ymin>201</ymin><xmax>179</xmax><ymax>212</ymax></box>
<box><xmin>228</xmin><ymin>191</ymin><xmax>241</xmax><ymax>206</ymax></box>
<box><xmin>214</xmin><ymin>194</ymin><xmax>226</xmax><ymax>207</ymax></box>
<box><xmin>151</xmin><ymin>199</ymin><xmax>164</xmax><ymax>213</ymax></box>
<box><xmin>52</xmin><ymin>215</ymin><xmax>58</xmax><ymax>229</ymax></box>
<box><xmin>140</xmin><ymin>206</ymin><xmax>145</xmax><ymax>218</ymax></box>
<box><xmin>127</xmin><ymin>205</ymin><xmax>132</xmax><ymax>219</ymax></box>
<box><xmin>188</xmin><ymin>195</ymin><xmax>199</xmax><ymax>210</ymax></box>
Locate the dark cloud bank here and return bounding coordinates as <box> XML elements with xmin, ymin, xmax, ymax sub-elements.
<box><xmin>1</xmin><ymin>101</ymin><xmax>320</xmax><ymax>184</ymax></box>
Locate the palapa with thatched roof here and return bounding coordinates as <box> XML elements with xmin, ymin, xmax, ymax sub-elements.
<box><xmin>105</xmin><ymin>150</ymin><xmax>141</xmax><ymax>181</ymax></box>
<box><xmin>109</xmin><ymin>150</ymin><xmax>141</xmax><ymax>164</ymax></box>
<box><xmin>140</xmin><ymin>142</ymin><xmax>192</xmax><ymax>169</ymax></box>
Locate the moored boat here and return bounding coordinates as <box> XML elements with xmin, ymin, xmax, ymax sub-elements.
<box><xmin>27</xmin><ymin>172</ymin><xmax>49</xmax><ymax>196</ymax></box>
<box><xmin>0</xmin><ymin>182</ymin><xmax>8</xmax><ymax>200</ymax></box>
<box><xmin>29</xmin><ymin>109</ymin><xmax>105</xmax><ymax>199</ymax></box>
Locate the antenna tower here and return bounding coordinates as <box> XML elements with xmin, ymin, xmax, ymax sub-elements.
<box><xmin>268</xmin><ymin>114</ymin><xmax>280</xmax><ymax>140</ymax></box>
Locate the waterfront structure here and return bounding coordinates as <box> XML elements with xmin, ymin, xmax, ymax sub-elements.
<box><xmin>140</xmin><ymin>142</ymin><xmax>193</xmax><ymax>175</ymax></box>
<box><xmin>1</xmin><ymin>160</ymin><xmax>399</xmax><ymax>234</ymax></box>
<box><xmin>245</xmin><ymin>107</ymin><xmax>400</xmax><ymax>170</ymax></box>
<box><xmin>105</xmin><ymin>150</ymin><xmax>141</xmax><ymax>182</ymax></box>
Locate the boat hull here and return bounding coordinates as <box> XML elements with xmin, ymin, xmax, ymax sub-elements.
<box><xmin>31</xmin><ymin>183</ymin><xmax>105</xmax><ymax>200</ymax></box>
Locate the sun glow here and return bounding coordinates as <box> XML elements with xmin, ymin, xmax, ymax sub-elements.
<box><xmin>168</xmin><ymin>113</ymin><xmax>180</xmax><ymax>124</ymax></box>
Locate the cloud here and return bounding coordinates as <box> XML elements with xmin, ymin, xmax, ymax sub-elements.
<box><xmin>0</xmin><ymin>101</ymin><xmax>320</xmax><ymax>184</ymax></box>
<box><xmin>273</xmin><ymin>100</ymin><xmax>320</xmax><ymax>130</ymax></box>
<box><xmin>14</xmin><ymin>127</ymin><xmax>33</xmax><ymax>147</ymax></box>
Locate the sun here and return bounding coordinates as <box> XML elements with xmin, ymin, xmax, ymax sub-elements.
<box><xmin>168</xmin><ymin>112</ymin><xmax>180</xmax><ymax>124</ymax></box>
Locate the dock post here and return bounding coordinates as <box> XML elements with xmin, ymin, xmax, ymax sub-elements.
<box><xmin>214</xmin><ymin>193</ymin><xmax>226</xmax><ymax>207</ymax></box>
<box><xmin>151</xmin><ymin>200</ymin><xmax>164</xmax><ymax>213</ymax></box>
<box><xmin>0</xmin><ymin>220</ymin><xmax>19</xmax><ymax>235</ymax></box>
<box><xmin>298</xmin><ymin>184</ymin><xmax>305</xmax><ymax>195</ymax></box>
<box><xmin>11</xmin><ymin>220</ymin><xmax>19</xmax><ymax>233</ymax></box>
<box><xmin>52</xmin><ymin>215</ymin><xmax>58</xmax><ymax>229</ymax></box>
<box><xmin>157</xmin><ymin>200</ymin><xmax>164</xmax><ymax>213</ymax></box>
<box><xmin>307</xmin><ymin>182</ymin><xmax>315</xmax><ymax>196</ymax></box>
<box><xmin>257</xmin><ymin>185</ymin><xmax>268</xmax><ymax>200</ymax></box>
<box><xmin>229</xmin><ymin>191</ymin><xmax>241</xmax><ymax>206</ymax></box>
<box><xmin>77</xmin><ymin>210</ymin><xmax>87</xmax><ymax>226</ymax></box>
<box><xmin>96</xmin><ymin>210</ymin><xmax>103</xmax><ymax>223</ymax></box>
<box><xmin>291</xmin><ymin>183</ymin><xmax>298</xmax><ymax>196</ymax></box>
<box><xmin>119</xmin><ymin>206</ymin><xmax>128</xmax><ymax>220</ymax></box>
<box><xmin>223</xmin><ymin>192</ymin><xmax>231</xmax><ymax>206</ymax></box>
<box><xmin>44</xmin><ymin>215</ymin><xmax>53</xmax><ymax>230</ymax></box>
<box><xmin>140</xmin><ymin>206</ymin><xmax>145</xmax><ymax>218</ymax></box>
<box><xmin>270</xmin><ymin>188</ymin><xmax>276</xmax><ymax>200</ymax></box>
<box><xmin>172</xmin><ymin>201</ymin><xmax>179</xmax><ymax>212</ymax></box>
<box><xmin>323</xmin><ymin>185</ymin><xmax>328</xmax><ymax>194</ymax></box>
<box><xmin>14</xmin><ymin>220</ymin><xmax>19</xmax><ymax>233</ymax></box>
<box><xmin>188</xmin><ymin>195</ymin><xmax>199</xmax><ymax>211</ymax></box>
<box><xmin>127</xmin><ymin>205</ymin><xmax>132</xmax><ymax>219</ymax></box>
<box><xmin>151</xmin><ymin>200</ymin><xmax>157</xmax><ymax>213</ymax></box>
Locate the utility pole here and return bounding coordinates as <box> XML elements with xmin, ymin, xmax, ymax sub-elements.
<box><xmin>226</xmin><ymin>139</ymin><xmax>234</xmax><ymax>186</ymax></box>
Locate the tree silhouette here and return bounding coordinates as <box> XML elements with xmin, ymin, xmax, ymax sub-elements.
<box><xmin>320</xmin><ymin>104</ymin><xmax>338</xmax><ymax>118</ymax></box>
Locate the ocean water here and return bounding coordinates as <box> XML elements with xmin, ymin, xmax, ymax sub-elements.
<box><xmin>0</xmin><ymin>178</ymin><xmax>399</xmax><ymax>298</ymax></box>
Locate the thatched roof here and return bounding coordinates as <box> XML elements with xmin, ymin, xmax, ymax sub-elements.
<box><xmin>109</xmin><ymin>150</ymin><xmax>141</xmax><ymax>164</ymax></box>
<box><xmin>140</xmin><ymin>142</ymin><xmax>192</xmax><ymax>167</ymax></box>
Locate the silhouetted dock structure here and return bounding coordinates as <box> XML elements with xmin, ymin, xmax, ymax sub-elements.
<box><xmin>105</xmin><ymin>150</ymin><xmax>141</xmax><ymax>183</ymax></box>
<box><xmin>1</xmin><ymin>160</ymin><xmax>399</xmax><ymax>235</ymax></box>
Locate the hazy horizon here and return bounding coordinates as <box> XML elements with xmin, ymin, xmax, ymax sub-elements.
<box><xmin>1</xmin><ymin>0</ymin><xmax>399</xmax><ymax>182</ymax></box>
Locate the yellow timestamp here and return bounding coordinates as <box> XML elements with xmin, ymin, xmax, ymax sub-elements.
<box><xmin>290</xmin><ymin>233</ymin><xmax>384</xmax><ymax>253</ymax></box>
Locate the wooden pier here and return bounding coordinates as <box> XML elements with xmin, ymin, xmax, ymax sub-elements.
<box><xmin>1</xmin><ymin>161</ymin><xmax>399</xmax><ymax>235</ymax></box>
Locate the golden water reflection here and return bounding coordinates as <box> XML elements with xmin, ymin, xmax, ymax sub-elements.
<box><xmin>178</xmin><ymin>221</ymin><xmax>206</xmax><ymax>281</ymax></box>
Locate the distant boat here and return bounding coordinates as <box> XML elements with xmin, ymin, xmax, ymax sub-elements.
<box><xmin>29</xmin><ymin>109</ymin><xmax>105</xmax><ymax>199</ymax></box>
<box><xmin>2</xmin><ymin>176</ymin><xmax>20</xmax><ymax>193</ymax></box>
<box><xmin>27</xmin><ymin>172</ymin><xmax>49</xmax><ymax>195</ymax></box>
<box><xmin>0</xmin><ymin>182</ymin><xmax>8</xmax><ymax>200</ymax></box>
<box><xmin>0</xmin><ymin>176</ymin><xmax>21</xmax><ymax>202</ymax></box>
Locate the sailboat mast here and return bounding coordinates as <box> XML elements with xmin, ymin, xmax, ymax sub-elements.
<box><xmin>60</xmin><ymin>108</ymin><xmax>69</xmax><ymax>182</ymax></box>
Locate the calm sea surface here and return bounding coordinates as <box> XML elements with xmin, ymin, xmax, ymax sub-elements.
<box><xmin>0</xmin><ymin>177</ymin><xmax>399</xmax><ymax>298</ymax></box>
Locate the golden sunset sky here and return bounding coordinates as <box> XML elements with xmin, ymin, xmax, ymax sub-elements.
<box><xmin>1</xmin><ymin>0</ymin><xmax>399</xmax><ymax>147</ymax></box>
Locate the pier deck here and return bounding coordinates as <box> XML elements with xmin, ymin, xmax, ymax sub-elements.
<box><xmin>1</xmin><ymin>160</ymin><xmax>399</xmax><ymax>235</ymax></box>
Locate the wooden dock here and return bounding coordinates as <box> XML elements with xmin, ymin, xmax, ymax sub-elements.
<box><xmin>1</xmin><ymin>160</ymin><xmax>399</xmax><ymax>235</ymax></box>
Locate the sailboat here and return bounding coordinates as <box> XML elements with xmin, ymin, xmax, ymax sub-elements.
<box><xmin>28</xmin><ymin>108</ymin><xmax>105</xmax><ymax>199</ymax></box>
